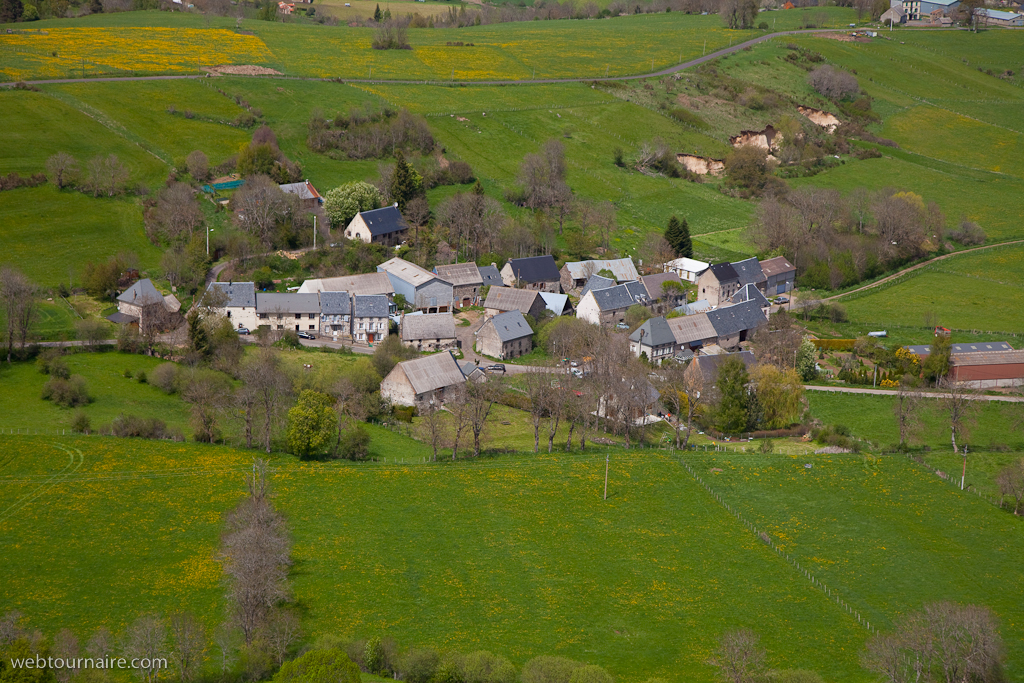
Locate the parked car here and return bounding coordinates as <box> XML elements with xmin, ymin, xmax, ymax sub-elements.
<box><xmin>236</xmin><ymin>327</ymin><xmax>250</xmax><ymax>335</ymax></box>
<box><xmin>774</xmin><ymin>296</ymin><xmax>789</xmax><ymax>304</ymax></box>
<box><xmin>615</xmin><ymin>322</ymin><xmax>629</xmax><ymax>330</ymax></box>
<box><xmin>297</xmin><ymin>331</ymin><xmax>316</xmax><ymax>340</ymax></box>
<box><xmin>571</xmin><ymin>368</ymin><xmax>584</xmax><ymax>378</ymax></box>
<box><xmin>486</xmin><ymin>364</ymin><xmax>506</xmax><ymax>373</ymax></box>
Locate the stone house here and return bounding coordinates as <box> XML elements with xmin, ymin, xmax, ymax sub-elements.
<box><xmin>707</xmin><ymin>300</ymin><xmax>768</xmax><ymax>349</ymax></box>
<box><xmin>696</xmin><ymin>263</ymin><xmax>741</xmax><ymax>307</ymax></box>
<box><xmin>380</xmin><ymin>351</ymin><xmax>467</xmax><ymax>407</ymax></box>
<box><xmin>560</xmin><ymin>258</ymin><xmax>639</xmax><ymax>293</ymax></box>
<box><xmin>483</xmin><ymin>287</ymin><xmax>547</xmax><ymax>321</ymax></box>
<box><xmin>500</xmin><ymin>255</ymin><xmax>562</xmax><ymax>292</ymax></box>
<box><xmin>109</xmin><ymin>278</ymin><xmax>182</xmax><ymax>335</ymax></box>
<box><xmin>319</xmin><ymin>291</ymin><xmax>351</xmax><ymax>339</ymax></box>
<box><xmin>256</xmin><ymin>293</ymin><xmax>321</xmax><ymax>333</ymax></box>
<box><xmin>378</xmin><ymin>257</ymin><xmax>453</xmax><ymax>313</ymax></box>
<box><xmin>352</xmin><ymin>294</ymin><xmax>390</xmax><ymax>344</ymax></box>
<box><xmin>727</xmin><ymin>283</ymin><xmax>772</xmax><ymax>319</ymax></box>
<box><xmin>345</xmin><ymin>205</ymin><xmax>409</xmax><ymax>247</ymax></box>
<box><xmin>575</xmin><ymin>281</ymin><xmax>650</xmax><ymax>326</ymax></box>
<box><xmin>667</xmin><ymin>313</ymin><xmax>719</xmax><ymax>354</ymax></box>
<box><xmin>434</xmin><ymin>262</ymin><xmax>483</xmax><ymax>309</ymax></box>
<box><xmin>629</xmin><ymin>316</ymin><xmax>678</xmax><ymax>365</ymax></box>
<box><xmin>401</xmin><ymin>313</ymin><xmax>457</xmax><ymax>352</ymax></box>
<box><xmin>476</xmin><ymin>310</ymin><xmax>534</xmax><ymax>359</ymax></box>
<box><xmin>202</xmin><ymin>281</ymin><xmax>257</xmax><ymax>331</ymax></box>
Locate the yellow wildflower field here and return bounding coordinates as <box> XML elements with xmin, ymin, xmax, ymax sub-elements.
<box><xmin>0</xmin><ymin>27</ymin><xmax>271</xmax><ymax>81</ymax></box>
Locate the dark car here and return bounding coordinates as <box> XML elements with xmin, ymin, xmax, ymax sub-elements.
<box><xmin>486</xmin><ymin>364</ymin><xmax>506</xmax><ymax>373</ymax></box>
<box><xmin>236</xmin><ymin>327</ymin><xmax>250</xmax><ymax>335</ymax></box>
<box><xmin>297</xmin><ymin>331</ymin><xmax>316</xmax><ymax>340</ymax></box>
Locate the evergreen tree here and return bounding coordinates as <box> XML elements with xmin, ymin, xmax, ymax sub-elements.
<box><xmin>664</xmin><ymin>214</ymin><xmax>693</xmax><ymax>258</ymax></box>
<box><xmin>186</xmin><ymin>308</ymin><xmax>210</xmax><ymax>358</ymax></box>
<box><xmin>715</xmin><ymin>356</ymin><xmax>751</xmax><ymax>434</ymax></box>
<box><xmin>373</xmin><ymin>2</ymin><xmax>381</xmax><ymax>21</ymax></box>
<box><xmin>389</xmin><ymin>150</ymin><xmax>422</xmax><ymax>211</ymax></box>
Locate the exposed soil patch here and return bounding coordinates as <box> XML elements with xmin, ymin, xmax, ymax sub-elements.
<box><xmin>210</xmin><ymin>64</ymin><xmax>283</xmax><ymax>76</ymax></box>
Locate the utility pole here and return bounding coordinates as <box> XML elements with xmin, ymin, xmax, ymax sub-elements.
<box><xmin>313</xmin><ymin>215</ymin><xmax>317</xmax><ymax>249</ymax></box>
<box><xmin>603</xmin><ymin>454</ymin><xmax>609</xmax><ymax>500</ymax></box>
<box><xmin>961</xmin><ymin>446</ymin><xmax>968</xmax><ymax>490</ymax></box>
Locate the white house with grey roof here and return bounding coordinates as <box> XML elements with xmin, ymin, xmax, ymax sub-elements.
<box><xmin>378</xmin><ymin>257</ymin><xmax>454</xmax><ymax>313</ymax></box>
<box><xmin>576</xmin><ymin>281</ymin><xmax>650</xmax><ymax>326</ymax></box>
<box><xmin>476</xmin><ymin>309</ymin><xmax>534</xmax><ymax>359</ymax></box>
<box><xmin>629</xmin><ymin>316</ymin><xmax>678</xmax><ymax>365</ymax></box>
<box><xmin>401</xmin><ymin>313</ymin><xmax>457</xmax><ymax>352</ymax></box>
<box><xmin>352</xmin><ymin>295</ymin><xmax>390</xmax><ymax>344</ymax></box>
<box><xmin>319</xmin><ymin>291</ymin><xmax>351</xmax><ymax>339</ymax></box>
<box><xmin>203</xmin><ymin>281</ymin><xmax>258</xmax><ymax>331</ymax></box>
<box><xmin>345</xmin><ymin>205</ymin><xmax>409</xmax><ymax>247</ymax></box>
<box><xmin>256</xmin><ymin>293</ymin><xmax>321</xmax><ymax>333</ymax></box>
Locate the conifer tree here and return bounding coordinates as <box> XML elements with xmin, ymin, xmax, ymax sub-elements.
<box><xmin>373</xmin><ymin>3</ymin><xmax>381</xmax><ymax>21</ymax></box>
<box><xmin>664</xmin><ymin>214</ymin><xmax>693</xmax><ymax>258</ymax></box>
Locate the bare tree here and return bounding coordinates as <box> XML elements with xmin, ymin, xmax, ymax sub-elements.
<box><xmin>0</xmin><ymin>611</ymin><xmax>23</xmax><ymax>646</ymax></box>
<box><xmin>182</xmin><ymin>368</ymin><xmax>233</xmax><ymax>443</ymax></box>
<box><xmin>239</xmin><ymin>349</ymin><xmax>291</xmax><ymax>453</ymax></box>
<box><xmin>263</xmin><ymin>607</ymin><xmax>302</xmax><ymax>667</ymax></box>
<box><xmin>518</xmin><ymin>139</ymin><xmax>572</xmax><ymax>232</ymax></box>
<box><xmin>123</xmin><ymin>614</ymin><xmax>167</xmax><ymax>683</ymax></box>
<box><xmin>467</xmin><ymin>378</ymin><xmax>502</xmax><ymax>457</ymax></box>
<box><xmin>444</xmin><ymin>384</ymin><xmax>473</xmax><ymax>460</ymax></box>
<box><xmin>807</xmin><ymin>65</ymin><xmax>859</xmax><ymax>100</ymax></box>
<box><xmin>221</xmin><ymin>458</ymin><xmax>291</xmax><ymax>645</ymax></box>
<box><xmin>0</xmin><ymin>266</ymin><xmax>37</xmax><ymax>362</ymax></box>
<box><xmin>939</xmin><ymin>378</ymin><xmax>979</xmax><ymax>490</ymax></box>
<box><xmin>157</xmin><ymin>183</ymin><xmax>206</xmax><ymax>242</ymax></box>
<box><xmin>523</xmin><ymin>370</ymin><xmax>550</xmax><ymax>453</ymax></box>
<box><xmin>637</xmin><ymin>233</ymin><xmax>675</xmax><ymax>274</ymax></box>
<box><xmin>185</xmin><ymin>150</ymin><xmax>209</xmax><ymax>182</ymax></box>
<box><xmin>996</xmin><ymin>459</ymin><xmax>1024</xmax><ymax>515</ymax></box>
<box><xmin>212</xmin><ymin>623</ymin><xmax>239</xmax><ymax>675</ymax></box>
<box><xmin>53</xmin><ymin>628</ymin><xmax>80</xmax><ymax>683</ymax></box>
<box><xmin>233</xmin><ymin>174</ymin><xmax>289</xmax><ymax>245</ymax></box>
<box><xmin>416</xmin><ymin>399</ymin><xmax>447</xmax><ymax>461</ymax></box>
<box><xmin>657</xmin><ymin>361</ymin><xmax>704</xmax><ymax>450</ymax></box>
<box><xmin>46</xmin><ymin>152</ymin><xmax>78</xmax><ymax>190</ymax></box>
<box><xmin>893</xmin><ymin>376</ymin><xmax>922</xmax><ymax>449</ymax></box>
<box><xmin>169</xmin><ymin>612</ymin><xmax>207</xmax><ymax>683</ymax></box>
<box><xmin>713</xmin><ymin>628</ymin><xmax>767</xmax><ymax>683</ymax></box>
<box><xmin>86</xmin><ymin>154</ymin><xmax>130</xmax><ymax>197</ymax></box>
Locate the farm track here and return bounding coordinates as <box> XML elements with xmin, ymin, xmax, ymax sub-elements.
<box><xmin>804</xmin><ymin>385</ymin><xmax>1024</xmax><ymax>402</ymax></box>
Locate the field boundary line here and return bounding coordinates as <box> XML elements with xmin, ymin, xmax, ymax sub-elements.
<box><xmin>0</xmin><ymin>444</ymin><xmax>83</xmax><ymax>525</ymax></box>
<box><xmin>676</xmin><ymin>455</ymin><xmax>883</xmax><ymax>633</ymax></box>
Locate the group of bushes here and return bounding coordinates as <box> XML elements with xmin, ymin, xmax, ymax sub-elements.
<box><xmin>0</xmin><ymin>172</ymin><xmax>47</xmax><ymax>192</ymax></box>
<box><xmin>307</xmin><ymin>106</ymin><xmax>435</xmax><ymax>160</ymax></box>
<box><xmin>38</xmin><ymin>353</ymin><xmax>92</xmax><ymax>408</ymax></box>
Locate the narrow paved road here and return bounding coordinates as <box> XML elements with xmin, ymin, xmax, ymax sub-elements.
<box><xmin>805</xmin><ymin>385</ymin><xmax>1024</xmax><ymax>403</ymax></box>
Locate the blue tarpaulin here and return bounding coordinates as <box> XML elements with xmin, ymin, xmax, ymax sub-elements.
<box><xmin>202</xmin><ymin>179</ymin><xmax>245</xmax><ymax>193</ymax></box>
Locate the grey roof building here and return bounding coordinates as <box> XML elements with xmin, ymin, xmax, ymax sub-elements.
<box><xmin>500</xmin><ymin>255</ymin><xmax>561</xmax><ymax>292</ymax></box>
<box><xmin>707</xmin><ymin>300</ymin><xmax>767</xmax><ymax>348</ymax></box>
<box><xmin>629</xmin><ymin>316</ymin><xmax>678</xmax><ymax>365</ymax></box>
<box><xmin>256</xmin><ymin>293</ymin><xmax>321</xmax><ymax>314</ymax></box>
<box><xmin>686</xmin><ymin>351</ymin><xmax>758</xmax><ymax>386</ymax></box>
<box><xmin>479</xmin><ymin>265</ymin><xmax>504</xmax><ymax>288</ymax></box>
<box><xmin>380</xmin><ymin>351</ymin><xmax>468</xmax><ymax>407</ymax></box>
<box><xmin>476</xmin><ymin>309</ymin><xmax>534</xmax><ymax>360</ymax></box>
<box><xmin>730</xmin><ymin>257</ymin><xmax>766</xmax><ymax>290</ymax></box>
<box><xmin>579</xmin><ymin>274</ymin><xmax>616</xmax><ymax>299</ymax></box>
<box><xmin>401</xmin><ymin>313</ymin><xmax>457</xmax><ymax>352</ymax></box>
<box><xmin>577</xmin><ymin>281</ymin><xmax>650</xmax><ymax>325</ymax></box>
<box><xmin>118</xmin><ymin>278</ymin><xmax>165</xmax><ymax>307</ymax></box>
<box><xmin>729</xmin><ymin>283</ymin><xmax>771</xmax><ymax>311</ymax></box>
<box><xmin>205</xmin><ymin>281</ymin><xmax>257</xmax><ymax>309</ymax></box>
<box><xmin>320</xmin><ymin>291</ymin><xmax>351</xmax><ymax>315</ymax></box>
<box><xmin>298</xmin><ymin>272</ymin><xmax>394</xmax><ymax>297</ymax></box>
<box><xmin>353</xmin><ymin>294</ymin><xmax>390</xmax><ymax>319</ymax></box>
<box><xmin>667</xmin><ymin>313</ymin><xmax>718</xmax><ymax>349</ymax></box>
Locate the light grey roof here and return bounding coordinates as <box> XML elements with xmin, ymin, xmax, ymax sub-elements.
<box><xmin>479</xmin><ymin>265</ymin><xmax>504</xmax><ymax>288</ymax></box>
<box><xmin>485</xmin><ymin>287</ymin><xmax>539</xmax><ymax>314</ymax></box>
<box><xmin>952</xmin><ymin>342</ymin><xmax>1014</xmax><ymax>354</ymax></box>
<box><xmin>256</xmin><ymin>292</ymin><xmax>321</xmax><ymax>314</ymax></box>
<box><xmin>353</xmin><ymin>294</ymin><xmax>389</xmax><ymax>318</ymax></box>
<box><xmin>434</xmin><ymin>262</ymin><xmax>483</xmax><ymax>287</ymax></box>
<box><xmin>379</xmin><ymin>257</ymin><xmax>447</xmax><ymax>288</ymax></box>
<box><xmin>279</xmin><ymin>180</ymin><xmax>321</xmax><ymax>201</ymax></box>
<box><xmin>117</xmin><ymin>278</ymin><xmax>164</xmax><ymax>306</ymax></box>
<box><xmin>319</xmin><ymin>291</ymin><xmax>350</xmax><ymax>315</ymax></box>
<box><xmin>206</xmin><ymin>281</ymin><xmax>256</xmax><ymax>308</ymax></box>
<box><xmin>952</xmin><ymin>350</ymin><xmax>1024</xmax><ymax>367</ymax></box>
<box><xmin>707</xmin><ymin>301</ymin><xmax>767</xmax><ymax>337</ymax></box>
<box><xmin>667</xmin><ymin>313</ymin><xmax>717</xmax><ymax>345</ymax></box>
<box><xmin>579</xmin><ymin>274</ymin><xmax>616</xmax><ymax>299</ymax></box>
<box><xmin>641</xmin><ymin>272</ymin><xmax>685</xmax><ymax>300</ymax></box>
<box><xmin>590</xmin><ymin>282</ymin><xmax>649</xmax><ymax>312</ymax></box>
<box><xmin>979</xmin><ymin>8</ymin><xmax>1022</xmax><ymax>19</ymax></box>
<box><xmin>692</xmin><ymin>351</ymin><xmax>757</xmax><ymax>383</ymax></box>
<box><xmin>730</xmin><ymin>257</ymin><xmax>766</xmax><ymax>287</ymax></box>
<box><xmin>729</xmin><ymin>283</ymin><xmax>770</xmax><ymax>308</ymax></box>
<box><xmin>563</xmin><ymin>258</ymin><xmax>639</xmax><ymax>282</ymax></box>
<box><xmin>394</xmin><ymin>351</ymin><xmax>467</xmax><ymax>395</ymax></box>
<box><xmin>675</xmin><ymin>299</ymin><xmax>712</xmax><ymax>316</ymax></box>
<box><xmin>630</xmin><ymin>316</ymin><xmax>676</xmax><ymax>347</ymax></box>
<box><xmin>402</xmin><ymin>313</ymin><xmax>456</xmax><ymax>341</ymax></box>
<box><xmin>905</xmin><ymin>345</ymin><xmax>932</xmax><ymax>355</ymax></box>
<box><xmin>488</xmin><ymin>310</ymin><xmax>534</xmax><ymax>342</ymax></box>
<box><xmin>299</xmin><ymin>273</ymin><xmax>394</xmax><ymax>296</ymax></box>
<box><xmin>538</xmin><ymin>292</ymin><xmax>572</xmax><ymax>316</ymax></box>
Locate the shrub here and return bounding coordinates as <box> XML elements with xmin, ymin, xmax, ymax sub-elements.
<box><xmin>448</xmin><ymin>161</ymin><xmax>474</xmax><ymax>184</ymax></box>
<box><xmin>109</xmin><ymin>413</ymin><xmax>169</xmax><ymax>439</ymax></box>
<box><xmin>758</xmin><ymin>438</ymin><xmax>774</xmax><ymax>454</ymax></box>
<box><xmin>135</xmin><ymin>370</ymin><xmax>147</xmax><ymax>384</ymax></box>
<box><xmin>123</xmin><ymin>368</ymin><xmax>134</xmax><ymax>379</ymax></box>
<box><xmin>38</xmin><ymin>353</ymin><xmax>70</xmax><ymax>379</ymax></box>
<box><xmin>669</xmin><ymin>108</ymin><xmax>709</xmax><ymax>129</ymax></box>
<box><xmin>150</xmin><ymin>362</ymin><xmax>180</xmax><ymax>394</ymax></box>
<box><xmin>42</xmin><ymin>375</ymin><xmax>92</xmax><ymax>408</ymax></box>
<box><xmin>71</xmin><ymin>410</ymin><xmax>91</xmax><ymax>435</ymax></box>
<box><xmin>949</xmin><ymin>219</ymin><xmax>986</xmax><ymax>246</ymax></box>
<box><xmin>338</xmin><ymin>424</ymin><xmax>371</xmax><ymax>461</ymax></box>
<box><xmin>808</xmin><ymin>65</ymin><xmax>859</xmax><ymax>101</ymax></box>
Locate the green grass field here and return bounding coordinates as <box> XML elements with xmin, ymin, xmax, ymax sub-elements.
<box><xmin>2</xmin><ymin>432</ymin><xmax>1023</xmax><ymax>681</ymax></box>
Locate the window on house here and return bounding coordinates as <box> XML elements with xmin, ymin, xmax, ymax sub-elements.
<box><xmin>309</xmin><ymin>325</ymin><xmax>315</xmax><ymax>330</ymax></box>
<box><xmin>294</xmin><ymin>313</ymin><xmax>301</xmax><ymax>319</ymax></box>
<box><xmin>358</xmin><ymin>323</ymin><xmax>364</xmax><ymax>330</ymax></box>
<box><xmin>277</xmin><ymin>325</ymin><xmax>283</xmax><ymax>330</ymax></box>
<box><xmin>309</xmin><ymin>313</ymin><xmax>315</xmax><ymax>319</ymax></box>
<box><xmin>259</xmin><ymin>313</ymin><xmax>268</xmax><ymax>320</ymax></box>
<box><xmin>227</xmin><ymin>311</ymin><xmax>231</xmax><ymax>317</ymax></box>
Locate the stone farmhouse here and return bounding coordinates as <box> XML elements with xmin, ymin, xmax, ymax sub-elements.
<box><xmin>352</xmin><ymin>295</ymin><xmax>390</xmax><ymax>344</ymax></box>
<box><xmin>401</xmin><ymin>313</ymin><xmax>457</xmax><ymax>352</ymax></box>
<box><xmin>299</xmin><ymin>272</ymin><xmax>394</xmax><ymax>299</ymax></box>
<box><xmin>109</xmin><ymin>278</ymin><xmax>182</xmax><ymax>335</ymax></box>
<box><xmin>381</xmin><ymin>351</ymin><xmax>467</xmax><ymax>407</ymax></box>
<box><xmin>576</xmin><ymin>281</ymin><xmax>650</xmax><ymax>326</ymax></box>
<box><xmin>202</xmin><ymin>281</ymin><xmax>257</xmax><ymax>332</ymax></box>
<box><xmin>319</xmin><ymin>291</ymin><xmax>351</xmax><ymax>339</ymax></box>
<box><xmin>476</xmin><ymin>310</ymin><xmax>534</xmax><ymax>360</ymax></box>
<box><xmin>559</xmin><ymin>257</ymin><xmax>639</xmax><ymax>293</ymax></box>
<box><xmin>434</xmin><ymin>262</ymin><xmax>483</xmax><ymax>309</ymax></box>
<box><xmin>257</xmin><ymin>293</ymin><xmax>321</xmax><ymax>333</ymax></box>
<box><xmin>483</xmin><ymin>287</ymin><xmax>547</xmax><ymax>321</ymax></box>
<box><xmin>378</xmin><ymin>257</ymin><xmax>454</xmax><ymax>313</ymax></box>
<box><xmin>629</xmin><ymin>316</ymin><xmax>678</xmax><ymax>365</ymax></box>
<box><xmin>696</xmin><ymin>263</ymin><xmax>742</xmax><ymax>307</ymax></box>
<box><xmin>500</xmin><ymin>255</ymin><xmax>562</xmax><ymax>292</ymax></box>
<box><xmin>345</xmin><ymin>205</ymin><xmax>410</xmax><ymax>247</ymax></box>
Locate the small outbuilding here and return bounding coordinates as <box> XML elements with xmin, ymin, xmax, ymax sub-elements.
<box><xmin>345</xmin><ymin>205</ymin><xmax>410</xmax><ymax>247</ymax></box>
<box><xmin>476</xmin><ymin>310</ymin><xmax>534</xmax><ymax>360</ymax></box>
<box><xmin>500</xmin><ymin>255</ymin><xmax>562</xmax><ymax>292</ymax></box>
<box><xmin>381</xmin><ymin>351</ymin><xmax>467</xmax><ymax>407</ymax></box>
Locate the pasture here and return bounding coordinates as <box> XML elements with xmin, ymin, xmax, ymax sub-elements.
<box><xmin>2</xmin><ymin>432</ymin><xmax>1024</xmax><ymax>681</ymax></box>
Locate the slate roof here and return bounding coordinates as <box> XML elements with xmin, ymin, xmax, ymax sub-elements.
<box><xmin>484</xmin><ymin>287</ymin><xmax>539</xmax><ymax>315</ymax></box>
<box><xmin>563</xmin><ymin>258</ymin><xmax>639</xmax><ymax>282</ymax></box>
<box><xmin>505</xmin><ymin>255</ymin><xmax>560</xmax><ymax>284</ymax></box>
<box><xmin>952</xmin><ymin>350</ymin><xmax>1024</xmax><ymax>367</ymax></box>
<box><xmin>395</xmin><ymin>351</ymin><xmax>467</xmax><ymax>395</ymax></box>
<box><xmin>731</xmin><ymin>257</ymin><xmax>766</xmax><ymax>287</ymax></box>
<box><xmin>707</xmin><ymin>301</ymin><xmax>767</xmax><ymax>337</ymax></box>
<box><xmin>690</xmin><ymin>351</ymin><xmax>757</xmax><ymax>383</ymax></box>
<box><xmin>667</xmin><ymin>313</ymin><xmax>717</xmax><ymax>345</ymax></box>
<box><xmin>356</xmin><ymin>205</ymin><xmax>409</xmax><ymax>237</ymax></box>
<box><xmin>353</xmin><ymin>294</ymin><xmax>389</xmax><ymax>318</ymax></box>
<box><xmin>434</xmin><ymin>262</ymin><xmax>483</xmax><ymax>287</ymax></box>
<box><xmin>402</xmin><ymin>313</ymin><xmax>456</xmax><ymax>341</ymax></box>
<box><xmin>629</xmin><ymin>316</ymin><xmax>676</xmax><ymax>347</ymax></box>
<box><xmin>729</xmin><ymin>283</ymin><xmax>770</xmax><ymax>308</ymax></box>
<box><xmin>205</xmin><ymin>281</ymin><xmax>256</xmax><ymax>308</ymax></box>
<box><xmin>106</xmin><ymin>311</ymin><xmax>139</xmax><ymax>324</ymax></box>
<box><xmin>378</xmin><ymin>257</ymin><xmax>446</xmax><ymax>288</ymax></box>
<box><xmin>279</xmin><ymin>180</ymin><xmax>321</xmax><ymax>201</ymax></box>
<box><xmin>590</xmin><ymin>282</ymin><xmax>649</xmax><ymax>311</ymax></box>
<box><xmin>256</xmin><ymin>293</ymin><xmax>321</xmax><ymax>314</ymax></box>
<box><xmin>579</xmin><ymin>274</ymin><xmax>616</xmax><ymax>299</ymax></box>
<box><xmin>704</xmin><ymin>262</ymin><xmax>739</xmax><ymax>284</ymax></box>
<box><xmin>641</xmin><ymin>272</ymin><xmax>685</xmax><ymax>300</ymax></box>
<box><xmin>760</xmin><ymin>256</ymin><xmax>797</xmax><ymax>278</ymax></box>
<box><xmin>117</xmin><ymin>278</ymin><xmax>164</xmax><ymax>306</ymax></box>
<box><xmin>979</xmin><ymin>8</ymin><xmax>1022</xmax><ymax>19</ymax></box>
<box><xmin>479</xmin><ymin>265</ymin><xmax>504</xmax><ymax>288</ymax></box>
<box><xmin>319</xmin><ymin>291</ymin><xmax>351</xmax><ymax>315</ymax></box>
<box><xmin>905</xmin><ymin>342</ymin><xmax>1015</xmax><ymax>356</ymax></box>
<box><xmin>298</xmin><ymin>273</ymin><xmax>394</xmax><ymax>296</ymax></box>
<box><xmin>488</xmin><ymin>310</ymin><xmax>534</xmax><ymax>342</ymax></box>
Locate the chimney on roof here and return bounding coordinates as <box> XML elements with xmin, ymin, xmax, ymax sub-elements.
<box><xmin>393</xmin><ymin>202</ymin><xmax>398</xmax><ymax>208</ymax></box>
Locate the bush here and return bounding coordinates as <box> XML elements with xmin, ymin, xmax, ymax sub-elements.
<box><xmin>135</xmin><ymin>370</ymin><xmax>147</xmax><ymax>384</ymax></box>
<box><xmin>71</xmin><ymin>410</ymin><xmax>91</xmax><ymax>435</ymax></box>
<box><xmin>808</xmin><ymin>65</ymin><xmax>859</xmax><ymax>101</ymax></box>
<box><xmin>448</xmin><ymin>161</ymin><xmax>474</xmax><ymax>184</ymax></box>
<box><xmin>108</xmin><ymin>413</ymin><xmax>169</xmax><ymax>439</ymax></box>
<box><xmin>949</xmin><ymin>219</ymin><xmax>986</xmax><ymax>246</ymax></box>
<box><xmin>37</xmin><ymin>353</ymin><xmax>70</xmax><ymax>379</ymax></box>
<box><xmin>123</xmin><ymin>368</ymin><xmax>134</xmax><ymax>379</ymax></box>
<box><xmin>42</xmin><ymin>375</ymin><xmax>92</xmax><ymax>408</ymax></box>
<box><xmin>338</xmin><ymin>424</ymin><xmax>371</xmax><ymax>461</ymax></box>
<box><xmin>150</xmin><ymin>362</ymin><xmax>180</xmax><ymax>394</ymax></box>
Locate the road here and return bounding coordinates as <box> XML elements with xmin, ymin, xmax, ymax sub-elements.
<box><xmin>0</xmin><ymin>28</ymin><xmax>871</xmax><ymax>90</ymax></box>
<box><xmin>804</xmin><ymin>385</ymin><xmax>1024</xmax><ymax>403</ymax></box>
